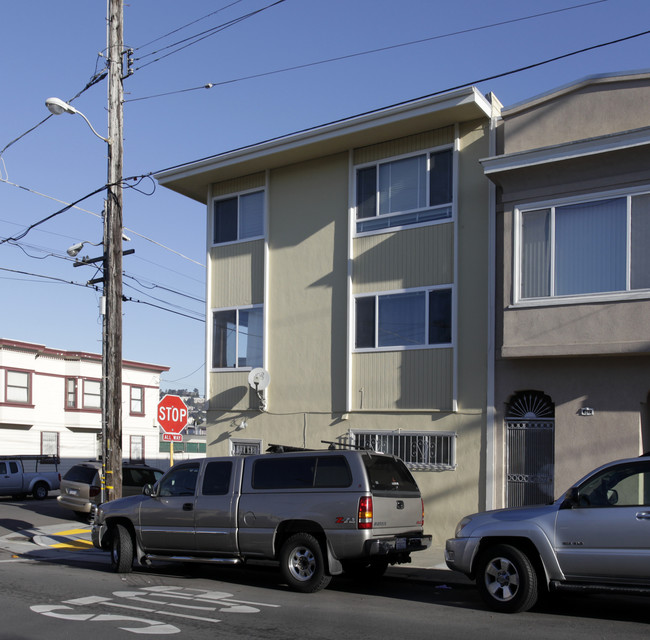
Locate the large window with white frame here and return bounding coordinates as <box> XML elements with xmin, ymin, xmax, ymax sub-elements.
<box><xmin>353</xmin><ymin>430</ymin><xmax>457</xmax><ymax>471</ymax></box>
<box><xmin>212</xmin><ymin>305</ymin><xmax>263</xmax><ymax>369</ymax></box>
<box><xmin>213</xmin><ymin>189</ymin><xmax>264</xmax><ymax>245</ymax></box>
<box><xmin>516</xmin><ymin>190</ymin><xmax>650</xmax><ymax>302</ymax></box>
<box><xmin>130</xmin><ymin>385</ymin><xmax>144</xmax><ymax>415</ymax></box>
<box><xmin>354</xmin><ymin>286</ymin><xmax>452</xmax><ymax>350</ymax></box>
<box><xmin>355</xmin><ymin>147</ymin><xmax>453</xmax><ymax>234</ymax></box>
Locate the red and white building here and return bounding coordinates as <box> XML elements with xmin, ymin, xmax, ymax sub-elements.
<box><xmin>0</xmin><ymin>338</ymin><xmax>169</xmax><ymax>475</ymax></box>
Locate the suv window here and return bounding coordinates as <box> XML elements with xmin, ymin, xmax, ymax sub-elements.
<box><xmin>363</xmin><ymin>455</ymin><xmax>419</xmax><ymax>494</ymax></box>
<box><xmin>252</xmin><ymin>456</ymin><xmax>352</xmax><ymax>490</ymax></box>
<box><xmin>123</xmin><ymin>467</ymin><xmax>163</xmax><ymax>487</ymax></box>
<box><xmin>63</xmin><ymin>465</ymin><xmax>99</xmax><ymax>484</ymax></box>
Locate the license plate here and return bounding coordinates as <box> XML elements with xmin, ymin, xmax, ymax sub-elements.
<box><xmin>68</xmin><ymin>488</ymin><xmax>79</xmax><ymax>496</ymax></box>
<box><xmin>396</xmin><ymin>538</ymin><xmax>407</xmax><ymax>550</ymax></box>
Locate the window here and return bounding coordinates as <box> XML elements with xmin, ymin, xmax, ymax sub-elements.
<box><xmin>354</xmin><ymin>431</ymin><xmax>457</xmax><ymax>471</ymax></box>
<box><xmin>212</xmin><ymin>305</ymin><xmax>263</xmax><ymax>369</ymax></box>
<box><xmin>66</xmin><ymin>377</ymin><xmax>77</xmax><ymax>408</ymax></box>
<box><xmin>355</xmin><ymin>287</ymin><xmax>452</xmax><ymax>350</ymax></box>
<box><xmin>41</xmin><ymin>431</ymin><xmax>59</xmax><ymax>457</ymax></box>
<box><xmin>130</xmin><ymin>436</ymin><xmax>144</xmax><ymax>463</ymax></box>
<box><xmin>356</xmin><ymin>148</ymin><xmax>453</xmax><ymax>233</ymax></box>
<box><xmin>252</xmin><ymin>456</ymin><xmax>352</xmax><ymax>490</ymax></box>
<box><xmin>130</xmin><ymin>386</ymin><xmax>144</xmax><ymax>415</ymax></box>
<box><xmin>213</xmin><ymin>190</ymin><xmax>264</xmax><ymax>244</ymax></box>
<box><xmin>158</xmin><ymin>462</ymin><xmax>200</xmax><ymax>497</ymax></box>
<box><xmin>6</xmin><ymin>370</ymin><xmax>31</xmax><ymax>404</ymax></box>
<box><xmin>202</xmin><ymin>461</ymin><xmax>233</xmax><ymax>495</ymax></box>
<box><xmin>82</xmin><ymin>379</ymin><xmax>101</xmax><ymax>409</ymax></box>
<box><xmin>577</xmin><ymin>462</ymin><xmax>650</xmax><ymax>507</ymax></box>
<box><xmin>518</xmin><ymin>191</ymin><xmax>650</xmax><ymax>301</ymax></box>
<box><xmin>230</xmin><ymin>439</ymin><xmax>262</xmax><ymax>456</ymax></box>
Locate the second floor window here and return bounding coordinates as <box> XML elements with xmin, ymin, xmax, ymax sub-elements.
<box><xmin>130</xmin><ymin>386</ymin><xmax>144</xmax><ymax>415</ymax></box>
<box><xmin>213</xmin><ymin>190</ymin><xmax>264</xmax><ymax>245</ymax></box>
<box><xmin>6</xmin><ymin>370</ymin><xmax>31</xmax><ymax>404</ymax></box>
<box><xmin>83</xmin><ymin>379</ymin><xmax>101</xmax><ymax>409</ymax></box>
<box><xmin>355</xmin><ymin>148</ymin><xmax>453</xmax><ymax>233</ymax></box>
<box><xmin>355</xmin><ymin>287</ymin><xmax>452</xmax><ymax>350</ymax></box>
<box><xmin>518</xmin><ymin>191</ymin><xmax>650</xmax><ymax>301</ymax></box>
<box><xmin>212</xmin><ymin>305</ymin><xmax>263</xmax><ymax>369</ymax></box>
<box><xmin>66</xmin><ymin>377</ymin><xmax>77</xmax><ymax>408</ymax></box>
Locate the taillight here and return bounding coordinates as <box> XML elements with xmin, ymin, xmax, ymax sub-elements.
<box><xmin>89</xmin><ymin>486</ymin><xmax>101</xmax><ymax>498</ymax></box>
<box><xmin>419</xmin><ymin>498</ymin><xmax>425</xmax><ymax>527</ymax></box>
<box><xmin>358</xmin><ymin>496</ymin><xmax>373</xmax><ymax>529</ymax></box>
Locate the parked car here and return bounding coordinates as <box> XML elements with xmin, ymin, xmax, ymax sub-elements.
<box><xmin>93</xmin><ymin>448</ymin><xmax>431</xmax><ymax>592</ymax></box>
<box><xmin>0</xmin><ymin>455</ymin><xmax>60</xmax><ymax>500</ymax></box>
<box><xmin>57</xmin><ymin>461</ymin><xmax>163</xmax><ymax>520</ymax></box>
<box><xmin>446</xmin><ymin>455</ymin><xmax>650</xmax><ymax>613</ymax></box>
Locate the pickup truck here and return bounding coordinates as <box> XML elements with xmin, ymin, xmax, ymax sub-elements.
<box><xmin>0</xmin><ymin>455</ymin><xmax>61</xmax><ymax>500</ymax></box>
<box><xmin>92</xmin><ymin>448</ymin><xmax>431</xmax><ymax>592</ymax></box>
<box><xmin>446</xmin><ymin>454</ymin><xmax>650</xmax><ymax>613</ymax></box>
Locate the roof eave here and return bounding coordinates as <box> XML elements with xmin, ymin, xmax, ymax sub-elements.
<box><xmin>155</xmin><ymin>86</ymin><xmax>495</xmax><ymax>203</ymax></box>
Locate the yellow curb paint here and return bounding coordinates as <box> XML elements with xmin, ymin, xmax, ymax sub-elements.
<box><xmin>51</xmin><ymin>540</ymin><xmax>93</xmax><ymax>549</ymax></box>
<box><xmin>53</xmin><ymin>529</ymin><xmax>91</xmax><ymax>536</ymax></box>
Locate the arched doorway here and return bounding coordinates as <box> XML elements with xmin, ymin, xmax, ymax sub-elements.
<box><xmin>505</xmin><ymin>390</ymin><xmax>555</xmax><ymax>507</ymax></box>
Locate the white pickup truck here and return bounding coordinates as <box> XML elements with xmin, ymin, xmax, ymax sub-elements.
<box><xmin>0</xmin><ymin>455</ymin><xmax>61</xmax><ymax>500</ymax></box>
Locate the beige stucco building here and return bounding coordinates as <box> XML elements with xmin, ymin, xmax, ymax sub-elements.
<box><xmin>156</xmin><ymin>87</ymin><xmax>501</xmax><ymax>545</ymax></box>
<box><xmin>482</xmin><ymin>71</ymin><xmax>650</xmax><ymax>507</ymax></box>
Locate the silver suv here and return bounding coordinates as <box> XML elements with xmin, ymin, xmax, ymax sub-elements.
<box><xmin>58</xmin><ymin>461</ymin><xmax>163</xmax><ymax>520</ymax></box>
<box><xmin>446</xmin><ymin>455</ymin><xmax>650</xmax><ymax>613</ymax></box>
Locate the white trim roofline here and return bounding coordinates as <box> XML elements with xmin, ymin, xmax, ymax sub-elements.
<box><xmin>481</xmin><ymin>125</ymin><xmax>650</xmax><ymax>175</ymax></box>
<box><xmin>155</xmin><ymin>86</ymin><xmax>495</xmax><ymax>202</ymax></box>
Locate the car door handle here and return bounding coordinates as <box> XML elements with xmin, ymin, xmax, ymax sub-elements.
<box><xmin>183</xmin><ymin>503</ymin><xmax>193</xmax><ymax>511</ymax></box>
<box><xmin>635</xmin><ymin>511</ymin><xmax>650</xmax><ymax>520</ymax></box>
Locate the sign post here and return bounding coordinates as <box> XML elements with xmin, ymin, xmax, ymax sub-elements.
<box><xmin>157</xmin><ymin>395</ymin><xmax>188</xmax><ymax>467</ymax></box>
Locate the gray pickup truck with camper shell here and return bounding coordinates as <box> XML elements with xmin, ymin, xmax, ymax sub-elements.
<box><xmin>92</xmin><ymin>447</ymin><xmax>431</xmax><ymax>592</ymax></box>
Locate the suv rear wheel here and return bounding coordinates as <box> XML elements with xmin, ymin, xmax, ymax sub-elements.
<box><xmin>110</xmin><ymin>524</ymin><xmax>134</xmax><ymax>573</ymax></box>
<box><xmin>476</xmin><ymin>544</ymin><xmax>538</xmax><ymax>613</ymax></box>
<box><xmin>279</xmin><ymin>533</ymin><xmax>332</xmax><ymax>593</ymax></box>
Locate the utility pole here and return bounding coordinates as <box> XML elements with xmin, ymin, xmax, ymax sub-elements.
<box><xmin>104</xmin><ymin>0</ymin><xmax>124</xmax><ymax>501</ymax></box>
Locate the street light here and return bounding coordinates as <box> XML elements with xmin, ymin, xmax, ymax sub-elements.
<box><xmin>66</xmin><ymin>239</ymin><xmax>102</xmax><ymax>258</ymax></box>
<box><xmin>47</xmin><ymin>77</ymin><xmax>125</xmax><ymax>505</ymax></box>
<box><xmin>45</xmin><ymin>98</ymin><xmax>109</xmax><ymax>143</ymax></box>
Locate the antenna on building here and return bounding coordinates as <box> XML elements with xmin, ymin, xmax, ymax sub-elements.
<box><xmin>248</xmin><ymin>368</ymin><xmax>270</xmax><ymax>412</ymax></box>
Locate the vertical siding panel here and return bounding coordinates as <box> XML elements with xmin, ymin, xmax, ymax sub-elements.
<box><xmin>210</xmin><ymin>240</ymin><xmax>264</xmax><ymax>307</ymax></box>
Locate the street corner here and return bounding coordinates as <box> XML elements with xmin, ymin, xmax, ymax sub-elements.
<box><xmin>31</xmin><ymin>525</ymin><xmax>96</xmax><ymax>551</ymax></box>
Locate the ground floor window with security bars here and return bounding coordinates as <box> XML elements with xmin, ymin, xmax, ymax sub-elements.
<box><xmin>352</xmin><ymin>431</ymin><xmax>456</xmax><ymax>471</ymax></box>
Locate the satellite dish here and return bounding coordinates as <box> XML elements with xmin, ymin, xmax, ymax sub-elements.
<box><xmin>248</xmin><ymin>367</ymin><xmax>271</xmax><ymax>391</ymax></box>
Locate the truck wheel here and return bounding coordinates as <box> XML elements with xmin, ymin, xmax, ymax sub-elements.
<box><xmin>33</xmin><ymin>483</ymin><xmax>48</xmax><ymax>500</ymax></box>
<box><xmin>279</xmin><ymin>533</ymin><xmax>332</xmax><ymax>593</ymax></box>
<box><xmin>476</xmin><ymin>544</ymin><xmax>538</xmax><ymax>613</ymax></box>
<box><xmin>110</xmin><ymin>524</ymin><xmax>134</xmax><ymax>573</ymax></box>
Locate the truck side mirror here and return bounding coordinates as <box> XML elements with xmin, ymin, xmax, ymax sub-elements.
<box><xmin>143</xmin><ymin>483</ymin><xmax>157</xmax><ymax>497</ymax></box>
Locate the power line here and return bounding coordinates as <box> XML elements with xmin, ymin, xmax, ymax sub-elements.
<box><xmin>126</xmin><ymin>0</ymin><xmax>609</xmax><ymax>102</ymax></box>
<box><xmin>134</xmin><ymin>0</ymin><xmax>246</xmax><ymax>51</ymax></box>
<box><xmin>133</xmin><ymin>0</ymin><xmax>287</xmax><ymax>71</ymax></box>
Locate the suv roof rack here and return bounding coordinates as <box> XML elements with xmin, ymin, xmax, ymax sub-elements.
<box><xmin>266</xmin><ymin>444</ymin><xmax>314</xmax><ymax>454</ymax></box>
<box><xmin>321</xmin><ymin>440</ymin><xmax>373</xmax><ymax>451</ymax></box>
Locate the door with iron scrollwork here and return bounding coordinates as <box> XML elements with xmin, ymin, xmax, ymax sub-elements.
<box><xmin>505</xmin><ymin>390</ymin><xmax>555</xmax><ymax>507</ymax></box>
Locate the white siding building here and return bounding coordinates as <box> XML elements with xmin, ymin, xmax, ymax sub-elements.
<box><xmin>0</xmin><ymin>338</ymin><xmax>169</xmax><ymax>475</ymax></box>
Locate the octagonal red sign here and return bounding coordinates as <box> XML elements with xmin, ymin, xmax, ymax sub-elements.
<box><xmin>157</xmin><ymin>394</ymin><xmax>189</xmax><ymax>434</ymax></box>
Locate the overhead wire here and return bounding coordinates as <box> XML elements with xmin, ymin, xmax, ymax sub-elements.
<box><xmin>125</xmin><ymin>0</ymin><xmax>610</xmax><ymax>102</ymax></box>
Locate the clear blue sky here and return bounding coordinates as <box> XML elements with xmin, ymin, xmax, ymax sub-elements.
<box><xmin>1</xmin><ymin>0</ymin><xmax>649</xmax><ymax>394</ymax></box>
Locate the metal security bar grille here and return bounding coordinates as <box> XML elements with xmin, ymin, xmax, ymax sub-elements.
<box><xmin>506</xmin><ymin>420</ymin><xmax>554</xmax><ymax>507</ymax></box>
<box><xmin>231</xmin><ymin>440</ymin><xmax>262</xmax><ymax>456</ymax></box>
<box><xmin>353</xmin><ymin>431</ymin><xmax>456</xmax><ymax>471</ymax></box>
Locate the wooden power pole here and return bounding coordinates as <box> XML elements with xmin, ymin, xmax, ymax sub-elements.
<box><xmin>104</xmin><ymin>0</ymin><xmax>124</xmax><ymax>501</ymax></box>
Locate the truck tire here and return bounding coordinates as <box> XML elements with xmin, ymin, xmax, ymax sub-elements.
<box><xmin>33</xmin><ymin>482</ymin><xmax>48</xmax><ymax>500</ymax></box>
<box><xmin>110</xmin><ymin>524</ymin><xmax>134</xmax><ymax>573</ymax></box>
<box><xmin>476</xmin><ymin>544</ymin><xmax>538</xmax><ymax>613</ymax></box>
<box><xmin>279</xmin><ymin>533</ymin><xmax>332</xmax><ymax>593</ymax></box>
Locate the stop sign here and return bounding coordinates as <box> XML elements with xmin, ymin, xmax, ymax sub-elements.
<box><xmin>157</xmin><ymin>394</ymin><xmax>189</xmax><ymax>435</ymax></box>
